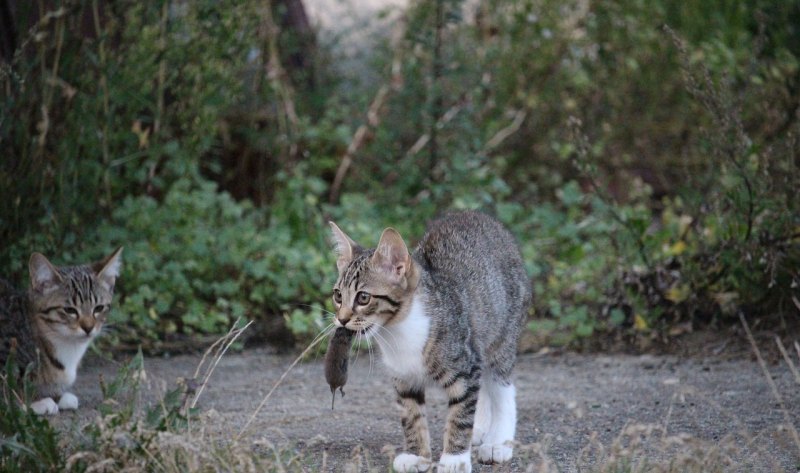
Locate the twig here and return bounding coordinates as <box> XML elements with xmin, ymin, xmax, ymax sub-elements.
<box><xmin>484</xmin><ymin>110</ymin><xmax>527</xmax><ymax>151</ymax></box>
<box><xmin>260</xmin><ymin>3</ymin><xmax>299</xmax><ymax>162</ymax></box>
<box><xmin>404</xmin><ymin>103</ymin><xmax>463</xmax><ymax>158</ymax></box>
<box><xmin>328</xmin><ymin>15</ymin><xmax>407</xmax><ymax>203</ymax></box>
<box><xmin>329</xmin><ymin>84</ymin><xmax>390</xmax><ymax>203</ymax></box>
<box><xmin>235</xmin><ymin>333</ymin><xmax>328</xmax><ymax>441</ymax></box>
<box><xmin>775</xmin><ymin>336</ymin><xmax>800</xmax><ymax>385</ymax></box>
<box><xmin>428</xmin><ymin>0</ymin><xmax>445</xmax><ymax>174</ymax></box>
<box><xmin>739</xmin><ymin>311</ymin><xmax>800</xmax><ymax>454</ymax></box>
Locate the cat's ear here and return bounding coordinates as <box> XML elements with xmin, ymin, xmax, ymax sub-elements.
<box><xmin>29</xmin><ymin>253</ymin><xmax>63</xmax><ymax>293</ymax></box>
<box><xmin>372</xmin><ymin>228</ymin><xmax>410</xmax><ymax>283</ymax></box>
<box><xmin>93</xmin><ymin>247</ymin><xmax>123</xmax><ymax>292</ymax></box>
<box><xmin>329</xmin><ymin>222</ymin><xmax>359</xmax><ymax>272</ymax></box>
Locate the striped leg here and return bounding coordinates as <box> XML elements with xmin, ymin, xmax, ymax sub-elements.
<box><xmin>393</xmin><ymin>380</ymin><xmax>432</xmax><ymax>473</ymax></box>
<box><xmin>438</xmin><ymin>368</ymin><xmax>480</xmax><ymax>473</ymax></box>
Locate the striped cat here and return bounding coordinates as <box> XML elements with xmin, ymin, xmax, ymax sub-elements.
<box><xmin>0</xmin><ymin>248</ymin><xmax>122</xmax><ymax>415</ymax></box>
<box><xmin>329</xmin><ymin>211</ymin><xmax>530</xmax><ymax>472</ymax></box>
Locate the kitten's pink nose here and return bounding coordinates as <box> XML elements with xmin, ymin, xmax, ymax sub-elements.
<box><xmin>336</xmin><ymin>309</ymin><xmax>352</xmax><ymax>326</ymax></box>
<box><xmin>80</xmin><ymin>324</ymin><xmax>93</xmax><ymax>336</ymax></box>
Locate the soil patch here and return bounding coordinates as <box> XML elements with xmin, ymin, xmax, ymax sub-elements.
<box><xmin>55</xmin><ymin>338</ymin><xmax>800</xmax><ymax>471</ymax></box>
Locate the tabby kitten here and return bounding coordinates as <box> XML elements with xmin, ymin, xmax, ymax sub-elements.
<box><xmin>0</xmin><ymin>248</ymin><xmax>122</xmax><ymax>415</ymax></box>
<box><xmin>329</xmin><ymin>211</ymin><xmax>531</xmax><ymax>473</ymax></box>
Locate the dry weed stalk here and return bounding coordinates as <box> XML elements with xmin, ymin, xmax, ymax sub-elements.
<box><xmin>774</xmin><ymin>336</ymin><xmax>800</xmax><ymax>384</ymax></box>
<box><xmin>739</xmin><ymin>312</ymin><xmax>800</xmax><ymax>455</ymax></box>
<box><xmin>235</xmin><ymin>331</ymin><xmax>329</xmax><ymax>441</ymax></box>
<box><xmin>190</xmin><ymin>317</ymin><xmax>253</xmax><ymax>408</ymax></box>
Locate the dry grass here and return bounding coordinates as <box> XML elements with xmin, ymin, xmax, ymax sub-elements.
<box><xmin>37</xmin><ymin>318</ymin><xmax>800</xmax><ymax>472</ymax></box>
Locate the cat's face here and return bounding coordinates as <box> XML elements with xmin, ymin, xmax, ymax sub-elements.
<box><xmin>329</xmin><ymin>223</ymin><xmax>415</xmax><ymax>334</ymax></box>
<box><xmin>28</xmin><ymin>248</ymin><xmax>122</xmax><ymax>341</ymax></box>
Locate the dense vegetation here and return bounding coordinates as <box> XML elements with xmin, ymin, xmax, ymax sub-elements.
<box><xmin>1</xmin><ymin>0</ymin><xmax>798</xmax><ymax>351</ymax></box>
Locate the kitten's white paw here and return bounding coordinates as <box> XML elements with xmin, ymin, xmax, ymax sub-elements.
<box><xmin>58</xmin><ymin>392</ymin><xmax>79</xmax><ymax>410</ymax></box>
<box><xmin>30</xmin><ymin>397</ymin><xmax>59</xmax><ymax>415</ymax></box>
<box><xmin>437</xmin><ymin>451</ymin><xmax>471</xmax><ymax>472</ymax></box>
<box><xmin>393</xmin><ymin>453</ymin><xmax>431</xmax><ymax>472</ymax></box>
<box><xmin>477</xmin><ymin>443</ymin><xmax>513</xmax><ymax>464</ymax></box>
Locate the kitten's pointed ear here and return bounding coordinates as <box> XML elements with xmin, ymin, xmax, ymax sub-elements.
<box><xmin>29</xmin><ymin>253</ymin><xmax>63</xmax><ymax>293</ymax></box>
<box><xmin>372</xmin><ymin>228</ymin><xmax>410</xmax><ymax>283</ymax></box>
<box><xmin>329</xmin><ymin>222</ymin><xmax>359</xmax><ymax>272</ymax></box>
<box><xmin>94</xmin><ymin>247</ymin><xmax>123</xmax><ymax>292</ymax></box>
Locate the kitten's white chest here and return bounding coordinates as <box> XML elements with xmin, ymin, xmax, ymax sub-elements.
<box><xmin>376</xmin><ymin>295</ymin><xmax>430</xmax><ymax>384</ymax></box>
<box><xmin>52</xmin><ymin>339</ymin><xmax>91</xmax><ymax>386</ymax></box>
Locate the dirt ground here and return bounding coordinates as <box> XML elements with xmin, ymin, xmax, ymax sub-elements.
<box><xmin>53</xmin><ymin>333</ymin><xmax>800</xmax><ymax>473</ymax></box>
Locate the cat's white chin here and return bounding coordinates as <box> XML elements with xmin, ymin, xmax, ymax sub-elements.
<box><xmin>393</xmin><ymin>453</ymin><xmax>431</xmax><ymax>472</ymax></box>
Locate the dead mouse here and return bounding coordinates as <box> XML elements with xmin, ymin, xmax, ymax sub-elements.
<box><xmin>324</xmin><ymin>327</ymin><xmax>354</xmax><ymax>409</ymax></box>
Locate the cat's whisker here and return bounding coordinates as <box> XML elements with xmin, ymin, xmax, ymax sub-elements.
<box><xmin>311</xmin><ymin>322</ymin><xmax>336</xmax><ymax>346</ymax></box>
<box><xmin>371</xmin><ymin>325</ymin><xmax>400</xmax><ymax>359</ymax></box>
<box><xmin>353</xmin><ymin>330</ymin><xmax>364</xmax><ymax>364</ymax></box>
<box><xmin>374</xmin><ymin>320</ymin><xmax>402</xmax><ymax>347</ymax></box>
<box><xmin>365</xmin><ymin>333</ymin><xmax>376</xmax><ymax>377</ymax></box>
<box><xmin>309</xmin><ymin>323</ymin><xmax>337</xmax><ymax>361</ymax></box>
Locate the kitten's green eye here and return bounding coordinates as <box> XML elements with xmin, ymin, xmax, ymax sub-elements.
<box><xmin>93</xmin><ymin>304</ymin><xmax>106</xmax><ymax>314</ymax></box>
<box><xmin>63</xmin><ymin>307</ymin><xmax>79</xmax><ymax>317</ymax></box>
<box><xmin>333</xmin><ymin>289</ymin><xmax>342</xmax><ymax>304</ymax></box>
<box><xmin>356</xmin><ymin>291</ymin><xmax>371</xmax><ymax>305</ymax></box>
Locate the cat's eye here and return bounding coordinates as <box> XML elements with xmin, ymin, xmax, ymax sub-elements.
<box><xmin>93</xmin><ymin>304</ymin><xmax>107</xmax><ymax>314</ymax></box>
<box><xmin>356</xmin><ymin>291</ymin><xmax>371</xmax><ymax>305</ymax></box>
<box><xmin>63</xmin><ymin>307</ymin><xmax>79</xmax><ymax>318</ymax></box>
<box><xmin>333</xmin><ymin>289</ymin><xmax>342</xmax><ymax>304</ymax></box>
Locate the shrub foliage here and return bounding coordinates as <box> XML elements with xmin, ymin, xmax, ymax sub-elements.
<box><xmin>1</xmin><ymin>0</ymin><xmax>798</xmax><ymax>348</ymax></box>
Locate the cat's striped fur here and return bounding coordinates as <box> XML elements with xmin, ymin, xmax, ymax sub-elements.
<box><xmin>0</xmin><ymin>248</ymin><xmax>122</xmax><ymax>415</ymax></box>
<box><xmin>329</xmin><ymin>211</ymin><xmax>530</xmax><ymax>472</ymax></box>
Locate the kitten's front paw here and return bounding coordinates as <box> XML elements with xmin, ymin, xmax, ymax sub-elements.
<box><xmin>393</xmin><ymin>453</ymin><xmax>432</xmax><ymax>472</ymax></box>
<box><xmin>58</xmin><ymin>392</ymin><xmax>79</xmax><ymax>410</ymax></box>
<box><xmin>30</xmin><ymin>397</ymin><xmax>59</xmax><ymax>415</ymax></box>
<box><xmin>477</xmin><ymin>443</ymin><xmax>513</xmax><ymax>464</ymax></box>
<box><xmin>437</xmin><ymin>451</ymin><xmax>471</xmax><ymax>472</ymax></box>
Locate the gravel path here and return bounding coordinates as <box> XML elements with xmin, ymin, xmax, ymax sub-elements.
<box><xmin>57</xmin><ymin>344</ymin><xmax>800</xmax><ymax>472</ymax></box>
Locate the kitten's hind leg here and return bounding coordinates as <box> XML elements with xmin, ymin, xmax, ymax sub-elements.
<box><xmin>30</xmin><ymin>397</ymin><xmax>59</xmax><ymax>415</ymax></box>
<box><xmin>476</xmin><ymin>379</ymin><xmax>516</xmax><ymax>464</ymax></box>
<box><xmin>58</xmin><ymin>392</ymin><xmax>79</xmax><ymax>410</ymax></box>
<box><xmin>471</xmin><ymin>382</ymin><xmax>491</xmax><ymax>446</ymax></box>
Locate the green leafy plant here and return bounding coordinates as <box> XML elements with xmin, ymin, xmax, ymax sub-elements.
<box><xmin>0</xmin><ymin>355</ymin><xmax>64</xmax><ymax>472</ymax></box>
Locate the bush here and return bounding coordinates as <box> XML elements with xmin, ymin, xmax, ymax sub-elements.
<box><xmin>2</xmin><ymin>0</ymin><xmax>797</xmax><ymax>349</ymax></box>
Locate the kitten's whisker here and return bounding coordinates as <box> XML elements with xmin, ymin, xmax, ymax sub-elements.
<box><xmin>375</xmin><ymin>322</ymin><xmax>401</xmax><ymax>347</ymax></box>
<box><xmin>365</xmin><ymin>334</ymin><xmax>376</xmax><ymax>377</ymax></box>
<box><xmin>311</xmin><ymin>323</ymin><xmax>336</xmax><ymax>346</ymax></box>
<box><xmin>290</xmin><ymin>303</ymin><xmax>335</xmax><ymax>316</ymax></box>
<box><xmin>310</xmin><ymin>323</ymin><xmax>338</xmax><ymax>361</ymax></box>
<box><xmin>353</xmin><ymin>331</ymin><xmax>363</xmax><ymax>364</ymax></box>
<box><xmin>370</xmin><ymin>326</ymin><xmax>399</xmax><ymax>359</ymax></box>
